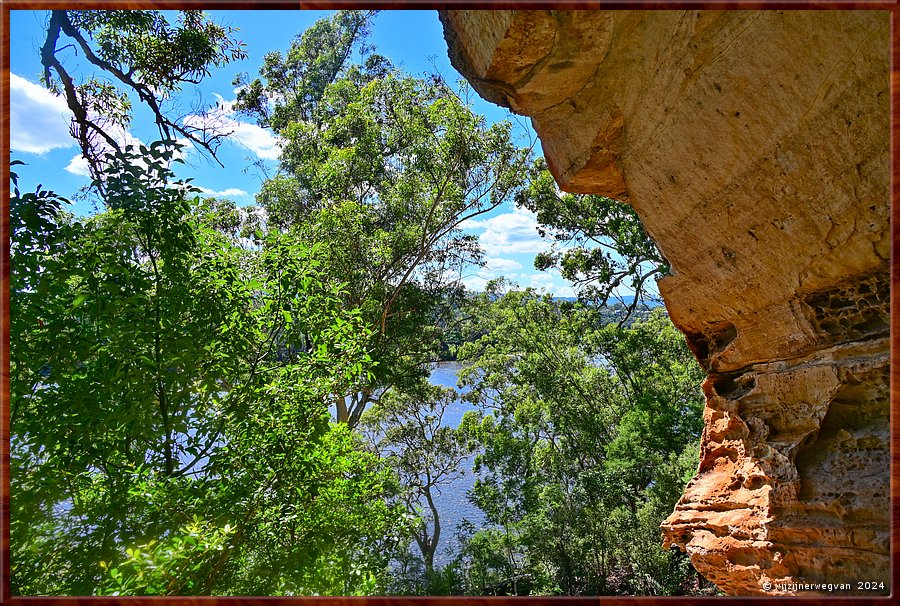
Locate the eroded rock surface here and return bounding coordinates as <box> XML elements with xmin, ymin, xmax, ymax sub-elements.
<box><xmin>440</xmin><ymin>10</ymin><xmax>890</xmax><ymax>596</ymax></box>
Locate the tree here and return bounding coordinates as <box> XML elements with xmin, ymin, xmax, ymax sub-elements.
<box><xmin>361</xmin><ymin>385</ymin><xmax>474</xmax><ymax>590</ymax></box>
<box><xmin>517</xmin><ymin>158</ymin><xmax>668</xmax><ymax>320</ymax></box>
<box><xmin>39</xmin><ymin>10</ymin><xmax>247</xmax><ymax>181</ymax></box>
<box><xmin>234</xmin><ymin>10</ymin><xmax>379</xmax><ymax>130</ymax></box>
<box><xmin>10</xmin><ymin>147</ymin><xmax>406</xmax><ymax>595</ymax></box>
<box><xmin>234</xmin><ymin>11</ymin><xmax>535</xmax><ymax>427</ymax></box>
<box><xmin>452</xmin><ymin>283</ymin><xmax>706</xmax><ymax>595</ymax></box>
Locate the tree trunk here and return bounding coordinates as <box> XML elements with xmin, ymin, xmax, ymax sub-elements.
<box><xmin>420</xmin><ymin>486</ymin><xmax>441</xmax><ymax>587</ymax></box>
<box><xmin>335</xmin><ymin>395</ymin><xmax>349</xmax><ymax>423</ymax></box>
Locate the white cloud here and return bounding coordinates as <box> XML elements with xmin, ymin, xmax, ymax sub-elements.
<box><xmin>462</xmin><ymin>263</ymin><xmax>574</xmax><ymax>297</ymax></box>
<box><xmin>462</xmin><ymin>276</ymin><xmax>490</xmax><ymax>293</ymax></box>
<box><xmin>461</xmin><ymin>207</ymin><xmax>550</xmax><ymax>257</ymax></box>
<box><xmin>228</xmin><ymin>121</ymin><xmax>282</xmax><ymax>160</ymax></box>
<box><xmin>213</xmin><ymin>93</ymin><xmax>236</xmax><ymax>113</ymax></box>
<box><xmin>460</xmin><ymin>256</ymin><xmax>522</xmax><ymax>291</ymax></box>
<box><xmin>460</xmin><ymin>257</ymin><xmax>522</xmax><ymax>294</ymax></box>
<box><xmin>484</xmin><ymin>256</ymin><xmax>522</xmax><ymax>273</ymax></box>
<box><xmin>11</xmin><ymin>74</ymin><xmax>201</xmax><ymax>178</ymax></box>
<box><xmin>10</xmin><ymin>73</ymin><xmax>74</xmax><ymax>154</ymax></box>
<box><xmin>196</xmin><ymin>186</ymin><xmax>250</xmax><ymax>197</ymax></box>
<box><xmin>65</xmin><ymin>155</ymin><xmax>90</xmax><ymax>177</ymax></box>
<box><xmin>62</xmin><ymin>125</ymin><xmax>150</xmax><ymax>178</ymax></box>
<box><xmin>184</xmin><ymin>95</ymin><xmax>282</xmax><ymax>161</ymax></box>
<box><xmin>526</xmin><ymin>273</ymin><xmax>575</xmax><ymax>297</ymax></box>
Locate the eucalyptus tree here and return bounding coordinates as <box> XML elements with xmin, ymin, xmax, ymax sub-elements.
<box><xmin>39</xmin><ymin>10</ymin><xmax>247</xmax><ymax>181</ymax></box>
<box><xmin>452</xmin><ymin>282</ymin><xmax>706</xmax><ymax>595</ymax></box>
<box><xmin>17</xmin><ymin>9</ymin><xmax>434</xmax><ymax>595</ymax></box>
<box><xmin>361</xmin><ymin>385</ymin><xmax>474</xmax><ymax>588</ymax></box>
<box><xmin>10</xmin><ymin>148</ymin><xmax>406</xmax><ymax>595</ymax></box>
<box><xmin>235</xmin><ymin>11</ymin><xmax>535</xmax><ymax>427</ymax></box>
<box><xmin>516</xmin><ymin>158</ymin><xmax>668</xmax><ymax>320</ymax></box>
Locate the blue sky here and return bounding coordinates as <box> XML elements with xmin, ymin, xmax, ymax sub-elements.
<box><xmin>9</xmin><ymin>10</ymin><xmax>589</xmax><ymax>296</ymax></box>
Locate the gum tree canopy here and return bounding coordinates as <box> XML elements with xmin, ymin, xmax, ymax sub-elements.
<box><xmin>15</xmin><ymin>10</ymin><xmax>407</xmax><ymax>595</ymax></box>
<box><xmin>234</xmin><ymin>10</ymin><xmax>535</xmax><ymax>427</ymax></box>
<box><xmin>40</xmin><ymin>10</ymin><xmax>247</xmax><ymax>180</ymax></box>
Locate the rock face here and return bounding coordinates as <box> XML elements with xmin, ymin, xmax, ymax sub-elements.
<box><xmin>440</xmin><ymin>10</ymin><xmax>890</xmax><ymax>596</ymax></box>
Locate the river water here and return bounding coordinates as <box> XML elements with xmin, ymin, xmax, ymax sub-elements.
<box><xmin>427</xmin><ymin>362</ymin><xmax>485</xmax><ymax>565</ymax></box>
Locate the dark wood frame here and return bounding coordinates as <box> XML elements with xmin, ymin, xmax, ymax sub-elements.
<box><xmin>1</xmin><ymin>1</ymin><xmax>896</xmax><ymax>603</ymax></box>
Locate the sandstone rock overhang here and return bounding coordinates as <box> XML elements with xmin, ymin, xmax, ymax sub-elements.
<box><xmin>440</xmin><ymin>10</ymin><xmax>890</xmax><ymax>596</ymax></box>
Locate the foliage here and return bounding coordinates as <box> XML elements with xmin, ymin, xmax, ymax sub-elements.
<box><xmin>40</xmin><ymin>10</ymin><xmax>247</xmax><ymax>180</ymax></box>
<box><xmin>97</xmin><ymin>517</ymin><xmax>236</xmax><ymax>596</ymax></box>
<box><xmin>362</xmin><ymin>384</ymin><xmax>474</xmax><ymax>588</ymax></box>
<box><xmin>10</xmin><ymin>148</ymin><xmax>405</xmax><ymax>595</ymax></box>
<box><xmin>234</xmin><ymin>10</ymin><xmax>380</xmax><ymax>130</ymax></box>
<box><xmin>517</xmin><ymin>158</ymin><xmax>668</xmax><ymax>319</ymax></box>
<box><xmin>451</xmin><ymin>283</ymin><xmax>706</xmax><ymax>595</ymax></box>
<box><xmin>233</xmin><ymin>11</ymin><xmax>535</xmax><ymax>427</ymax></box>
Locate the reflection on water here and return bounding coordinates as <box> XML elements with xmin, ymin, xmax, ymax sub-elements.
<box><xmin>427</xmin><ymin>362</ymin><xmax>485</xmax><ymax>565</ymax></box>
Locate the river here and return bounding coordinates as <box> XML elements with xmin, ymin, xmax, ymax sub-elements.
<box><xmin>427</xmin><ymin>362</ymin><xmax>485</xmax><ymax>565</ymax></box>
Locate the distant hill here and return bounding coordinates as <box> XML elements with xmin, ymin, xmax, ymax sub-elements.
<box><xmin>552</xmin><ymin>294</ymin><xmax>665</xmax><ymax>309</ymax></box>
<box><xmin>469</xmin><ymin>291</ymin><xmax>665</xmax><ymax>309</ymax></box>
